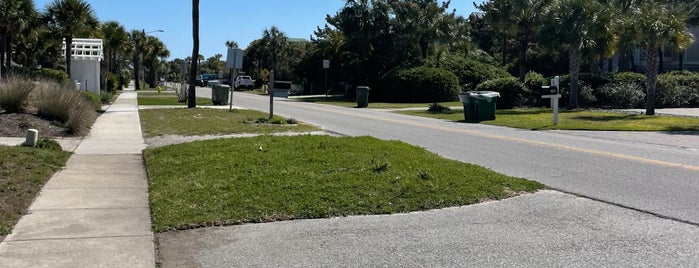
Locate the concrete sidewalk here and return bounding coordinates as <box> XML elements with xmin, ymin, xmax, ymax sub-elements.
<box><xmin>0</xmin><ymin>88</ymin><xmax>153</xmax><ymax>267</ymax></box>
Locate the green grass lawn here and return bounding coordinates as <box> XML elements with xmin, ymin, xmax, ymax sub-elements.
<box><xmin>145</xmin><ymin>135</ymin><xmax>544</xmax><ymax>232</ymax></box>
<box><xmin>294</xmin><ymin>95</ymin><xmax>462</xmax><ymax>109</ymax></box>
<box><xmin>139</xmin><ymin>108</ymin><xmax>320</xmax><ymax>137</ymax></box>
<box><xmin>0</xmin><ymin>145</ymin><xmax>70</xmax><ymax>239</ymax></box>
<box><xmin>137</xmin><ymin>92</ymin><xmax>211</xmax><ymax>106</ymax></box>
<box><xmin>399</xmin><ymin>108</ymin><xmax>699</xmax><ymax>131</ymax></box>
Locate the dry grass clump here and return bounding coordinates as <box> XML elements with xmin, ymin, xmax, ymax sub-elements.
<box><xmin>0</xmin><ymin>75</ymin><xmax>98</xmax><ymax>136</ymax></box>
<box><xmin>32</xmin><ymin>82</ymin><xmax>97</xmax><ymax>136</ymax></box>
<box><xmin>0</xmin><ymin>76</ymin><xmax>35</xmax><ymax>113</ymax></box>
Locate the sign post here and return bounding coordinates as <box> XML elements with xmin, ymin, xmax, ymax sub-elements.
<box><xmin>323</xmin><ymin>60</ymin><xmax>330</xmax><ymax>97</ymax></box>
<box><xmin>269</xmin><ymin>70</ymin><xmax>275</xmax><ymax>120</ymax></box>
<box><xmin>226</xmin><ymin>48</ymin><xmax>244</xmax><ymax>112</ymax></box>
<box><xmin>260</xmin><ymin>69</ymin><xmax>270</xmax><ymax>93</ymax></box>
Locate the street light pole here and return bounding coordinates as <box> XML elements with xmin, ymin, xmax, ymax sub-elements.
<box><xmin>139</xmin><ymin>29</ymin><xmax>164</xmax><ymax>88</ymax></box>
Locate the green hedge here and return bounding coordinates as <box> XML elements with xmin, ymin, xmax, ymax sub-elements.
<box><xmin>524</xmin><ymin>71</ymin><xmax>548</xmax><ymax>106</ymax></box>
<box><xmin>378</xmin><ymin>66</ymin><xmax>460</xmax><ymax>103</ymax></box>
<box><xmin>5</xmin><ymin>67</ymin><xmax>69</xmax><ymax>84</ymax></box>
<box><xmin>656</xmin><ymin>71</ymin><xmax>699</xmax><ymax>108</ymax></box>
<box><xmin>80</xmin><ymin>91</ymin><xmax>102</xmax><ymax>110</ymax></box>
<box><xmin>475</xmin><ymin>77</ymin><xmax>528</xmax><ymax>109</ymax></box>
<box><xmin>106</xmin><ymin>73</ymin><xmax>121</xmax><ymax>93</ymax></box>
<box><xmin>441</xmin><ymin>56</ymin><xmax>511</xmax><ymax>90</ymax></box>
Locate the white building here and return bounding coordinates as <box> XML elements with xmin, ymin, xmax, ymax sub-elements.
<box><xmin>62</xmin><ymin>38</ymin><xmax>103</xmax><ymax>95</ymax></box>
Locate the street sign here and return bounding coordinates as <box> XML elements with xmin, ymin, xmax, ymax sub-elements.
<box><xmin>226</xmin><ymin>48</ymin><xmax>244</xmax><ymax>69</ymax></box>
<box><xmin>323</xmin><ymin>60</ymin><xmax>330</xmax><ymax>69</ymax></box>
<box><xmin>261</xmin><ymin>69</ymin><xmax>270</xmax><ymax>80</ymax></box>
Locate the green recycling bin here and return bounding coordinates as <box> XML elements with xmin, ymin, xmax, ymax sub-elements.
<box><xmin>459</xmin><ymin>91</ymin><xmax>500</xmax><ymax>122</ymax></box>
<box><xmin>356</xmin><ymin>86</ymin><xmax>370</xmax><ymax>108</ymax></box>
<box><xmin>212</xmin><ymin>84</ymin><xmax>230</xmax><ymax>105</ymax></box>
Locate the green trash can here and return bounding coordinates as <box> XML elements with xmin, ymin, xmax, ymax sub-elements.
<box><xmin>459</xmin><ymin>91</ymin><xmax>500</xmax><ymax>122</ymax></box>
<box><xmin>356</xmin><ymin>86</ymin><xmax>370</xmax><ymax>108</ymax></box>
<box><xmin>212</xmin><ymin>84</ymin><xmax>230</xmax><ymax>105</ymax></box>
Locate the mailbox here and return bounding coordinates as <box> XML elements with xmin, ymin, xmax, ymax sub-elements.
<box><xmin>271</xmin><ymin>80</ymin><xmax>292</xmax><ymax>98</ymax></box>
<box><xmin>541</xmin><ymin>85</ymin><xmax>558</xmax><ymax>95</ymax></box>
<box><xmin>272</xmin><ymin>81</ymin><xmax>292</xmax><ymax>90</ymax></box>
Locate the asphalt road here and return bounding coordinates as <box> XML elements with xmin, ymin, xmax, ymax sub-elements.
<box><xmin>222</xmin><ymin>92</ymin><xmax>699</xmax><ymax>225</ymax></box>
<box><xmin>164</xmin><ymin>88</ymin><xmax>699</xmax><ymax>267</ymax></box>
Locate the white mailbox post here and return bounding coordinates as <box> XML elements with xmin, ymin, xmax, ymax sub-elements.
<box><xmin>541</xmin><ymin>76</ymin><xmax>561</xmax><ymax>125</ymax></box>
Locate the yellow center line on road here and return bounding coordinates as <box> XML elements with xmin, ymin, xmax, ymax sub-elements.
<box><xmin>283</xmin><ymin>101</ymin><xmax>699</xmax><ymax>172</ymax></box>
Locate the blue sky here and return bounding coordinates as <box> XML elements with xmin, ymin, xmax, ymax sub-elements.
<box><xmin>33</xmin><ymin>0</ymin><xmax>481</xmax><ymax>60</ymax></box>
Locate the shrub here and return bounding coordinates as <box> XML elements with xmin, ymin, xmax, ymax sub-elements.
<box><xmin>0</xmin><ymin>76</ymin><xmax>34</xmax><ymax>113</ymax></box>
<box><xmin>7</xmin><ymin>66</ymin><xmax>69</xmax><ymax>84</ymax></box>
<box><xmin>524</xmin><ymin>71</ymin><xmax>547</xmax><ymax>91</ymax></box>
<box><xmin>614</xmin><ymin>72</ymin><xmax>646</xmax><ymax>82</ymax></box>
<box><xmin>580</xmin><ymin>72</ymin><xmax>613</xmax><ymax>89</ymax></box>
<box><xmin>35</xmin><ymin>138</ymin><xmax>63</xmax><ymax>151</ymax></box>
<box><xmin>81</xmin><ymin>91</ymin><xmax>102</xmax><ymax>110</ymax></box>
<box><xmin>559</xmin><ymin>72</ymin><xmax>613</xmax><ymax>92</ymax></box>
<box><xmin>656</xmin><ymin>71</ymin><xmax>699</xmax><ymax>108</ymax></box>
<box><xmin>106</xmin><ymin>73</ymin><xmax>121</xmax><ymax>93</ymax></box>
<box><xmin>595</xmin><ymin>82</ymin><xmax>645</xmax><ymax>108</ymax></box>
<box><xmin>33</xmin><ymin>82</ymin><xmax>98</xmax><ymax>136</ymax></box>
<box><xmin>475</xmin><ymin>77</ymin><xmax>528</xmax><ymax>109</ymax></box>
<box><xmin>524</xmin><ymin>71</ymin><xmax>547</xmax><ymax>105</ymax></box>
<box><xmin>441</xmin><ymin>55</ymin><xmax>511</xmax><ymax>90</ymax></box>
<box><xmin>579</xmin><ymin>84</ymin><xmax>597</xmax><ymax>107</ymax></box>
<box><xmin>38</xmin><ymin>68</ymin><xmax>70</xmax><ymax>84</ymax></box>
<box><xmin>100</xmin><ymin>91</ymin><xmax>114</xmax><ymax>104</ymax></box>
<box><xmin>427</xmin><ymin>102</ymin><xmax>451</xmax><ymax>112</ymax></box>
<box><xmin>378</xmin><ymin>66</ymin><xmax>460</xmax><ymax>103</ymax></box>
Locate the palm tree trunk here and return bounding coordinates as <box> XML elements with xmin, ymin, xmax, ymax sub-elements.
<box><xmin>5</xmin><ymin>35</ymin><xmax>13</xmax><ymax>69</ymax></box>
<box><xmin>187</xmin><ymin>0</ymin><xmax>200</xmax><ymax>108</ymax></box>
<box><xmin>679</xmin><ymin>50</ymin><xmax>684</xmax><ymax>71</ymax></box>
<box><xmin>501</xmin><ymin>35</ymin><xmax>506</xmax><ymax>66</ymax></box>
<box><xmin>657</xmin><ymin>47</ymin><xmax>664</xmax><ymax>74</ymax></box>
<box><xmin>65</xmin><ymin>36</ymin><xmax>73</xmax><ymax>79</ymax></box>
<box><xmin>518</xmin><ymin>39</ymin><xmax>527</xmax><ymax>82</ymax></box>
<box><xmin>1</xmin><ymin>35</ymin><xmax>6</xmax><ymax>74</ymax></box>
<box><xmin>644</xmin><ymin>47</ymin><xmax>659</xmax><ymax>115</ymax></box>
<box><xmin>568</xmin><ymin>46</ymin><xmax>582</xmax><ymax>109</ymax></box>
<box><xmin>133</xmin><ymin>52</ymin><xmax>141</xmax><ymax>90</ymax></box>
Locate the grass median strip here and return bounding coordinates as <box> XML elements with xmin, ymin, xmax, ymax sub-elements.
<box><xmin>137</xmin><ymin>93</ymin><xmax>211</xmax><ymax>106</ymax></box>
<box><xmin>0</xmin><ymin>145</ymin><xmax>70</xmax><ymax>240</ymax></box>
<box><xmin>139</xmin><ymin>108</ymin><xmax>320</xmax><ymax>137</ymax></box>
<box><xmin>145</xmin><ymin>135</ymin><xmax>545</xmax><ymax>232</ymax></box>
<box><xmin>399</xmin><ymin>108</ymin><xmax>699</xmax><ymax>131</ymax></box>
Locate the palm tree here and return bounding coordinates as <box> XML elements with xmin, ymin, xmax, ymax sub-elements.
<box><xmin>315</xmin><ymin>28</ymin><xmax>346</xmax><ymax>64</ymax></box>
<box><xmin>43</xmin><ymin>0</ymin><xmax>98</xmax><ymax>79</ymax></box>
<box><xmin>390</xmin><ymin>0</ymin><xmax>452</xmax><ymax>59</ymax></box>
<box><xmin>478</xmin><ymin>0</ymin><xmax>554</xmax><ymax>81</ymax></box>
<box><xmin>100</xmin><ymin>21</ymin><xmax>130</xmax><ymax>90</ymax></box>
<box><xmin>543</xmin><ymin>0</ymin><xmax>614</xmax><ymax>109</ymax></box>
<box><xmin>261</xmin><ymin>26</ymin><xmax>289</xmax><ymax>73</ymax></box>
<box><xmin>129</xmin><ymin>29</ymin><xmax>146</xmax><ymax>89</ymax></box>
<box><xmin>225</xmin><ymin>40</ymin><xmax>238</xmax><ymax>49</ymax></box>
<box><xmin>143</xmin><ymin>36</ymin><xmax>169</xmax><ymax>87</ymax></box>
<box><xmin>100</xmin><ymin>21</ymin><xmax>129</xmax><ymax>74</ymax></box>
<box><xmin>187</xmin><ymin>0</ymin><xmax>199</xmax><ymax>108</ymax></box>
<box><xmin>0</xmin><ymin>0</ymin><xmax>36</xmax><ymax>71</ymax></box>
<box><xmin>620</xmin><ymin>1</ymin><xmax>694</xmax><ymax>115</ymax></box>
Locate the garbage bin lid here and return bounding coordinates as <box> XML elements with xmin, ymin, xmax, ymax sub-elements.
<box><xmin>467</xmin><ymin>91</ymin><xmax>500</xmax><ymax>98</ymax></box>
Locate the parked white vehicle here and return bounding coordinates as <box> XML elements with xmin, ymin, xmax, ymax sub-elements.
<box><xmin>234</xmin><ymin>75</ymin><xmax>254</xmax><ymax>90</ymax></box>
